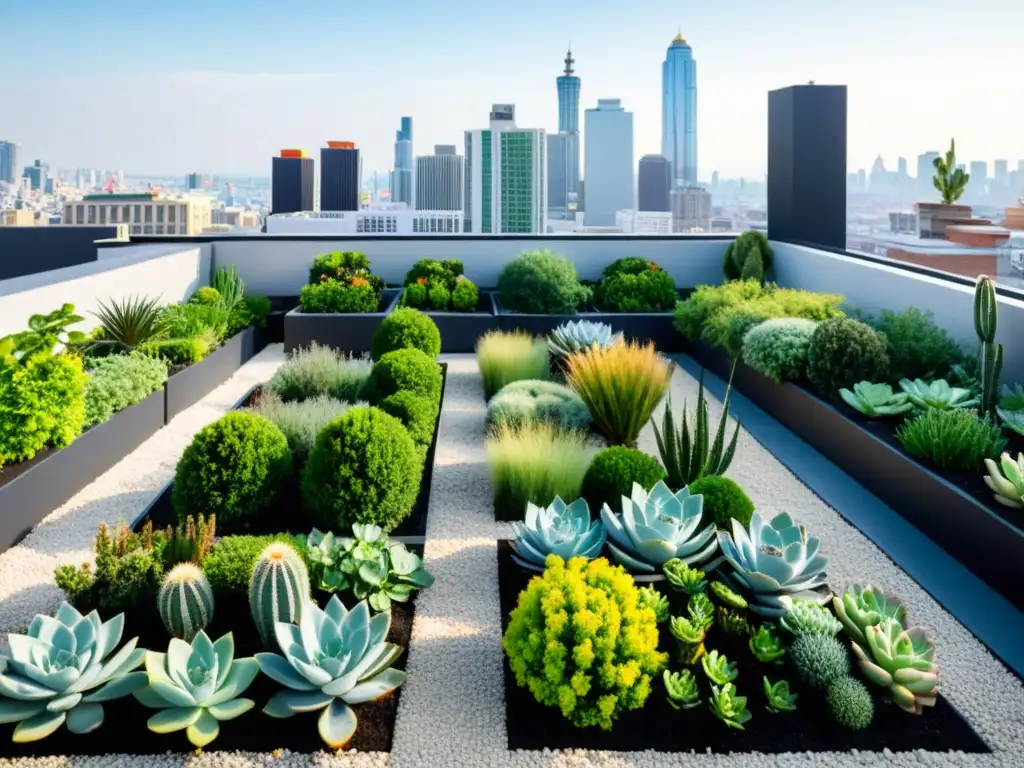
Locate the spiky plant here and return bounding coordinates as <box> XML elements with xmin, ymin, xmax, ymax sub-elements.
<box><xmin>248</xmin><ymin>542</ymin><xmax>310</xmax><ymax>647</ymax></box>
<box><xmin>90</xmin><ymin>295</ymin><xmax>166</xmax><ymax>352</ymax></box>
<box><xmin>932</xmin><ymin>139</ymin><xmax>969</xmax><ymax>205</ymax></box>
<box><xmin>974</xmin><ymin>275</ymin><xmax>1004</xmax><ymax>413</ymax></box>
<box><xmin>157</xmin><ymin>563</ymin><xmax>214</xmax><ymax>641</ymax></box>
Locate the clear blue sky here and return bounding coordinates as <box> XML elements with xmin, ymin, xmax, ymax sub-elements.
<box><xmin>3</xmin><ymin>0</ymin><xmax>1019</xmax><ymax>180</ymax></box>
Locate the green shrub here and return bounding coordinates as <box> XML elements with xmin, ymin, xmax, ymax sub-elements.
<box><xmin>191</xmin><ymin>286</ymin><xmax>222</xmax><ymax>306</ymax></box>
<box><xmin>595</xmin><ymin>269</ymin><xmax>678</xmax><ymax>313</ymax></box>
<box><xmin>172</xmin><ymin>412</ymin><xmax>293</xmax><ymax>526</ymax></box>
<box><xmin>687</xmin><ymin>475</ymin><xmax>754</xmax><ymax>530</ymax></box>
<box><xmin>202</xmin><ymin>533</ymin><xmax>308</xmax><ymax>596</ymax></box>
<box><xmin>243</xmin><ymin>295</ymin><xmax>272</xmax><ymax>328</ymax></box>
<box><xmin>581</xmin><ymin>446</ymin><xmax>667</xmax><ymax>513</ymax></box>
<box><xmin>376</xmin><ymin>390</ymin><xmax>438</xmax><ymax>447</ymax></box>
<box><xmin>139</xmin><ymin>331</ymin><xmax>217</xmax><ymax>366</ymax></box>
<box><xmin>359</xmin><ymin>348</ymin><xmax>442</xmax><ymax>404</ymax></box>
<box><xmin>497</xmin><ymin>250</ymin><xmax>591</xmax><ymax>315</ymax></box>
<box><xmin>485</xmin><ymin>379</ymin><xmax>591</xmax><ymax>431</ymax></box>
<box><xmin>308</xmin><ymin>251</ymin><xmax>382</xmax><ymax>293</ymax></box>
<box><xmin>742</xmin><ymin>318</ymin><xmax>818</xmax><ymax>383</ymax></box>
<box><xmin>790</xmin><ymin>634</ymin><xmax>849</xmax><ymax>689</ymax></box>
<box><xmin>371</xmin><ymin>307</ymin><xmax>441</xmax><ymax>361</ymax></box>
<box><xmin>301</xmin><ymin>406</ymin><xmax>423</xmax><ymax>531</ymax></box>
<box><xmin>486</xmin><ymin>420</ymin><xmax>597</xmax><ymax>521</ymax></box>
<box><xmin>867</xmin><ymin>307</ymin><xmax>965</xmax><ymax>382</ymax></box>
<box><xmin>300</xmin><ymin>279</ymin><xmax>379</xmax><ymax>314</ymax></box>
<box><xmin>723</xmin><ymin>231</ymin><xmax>773</xmax><ymax>282</ymax></box>
<box><xmin>503</xmin><ymin>555</ymin><xmax>668</xmax><ymax>729</ymax></box>
<box><xmin>84</xmin><ymin>352</ymin><xmax>168</xmax><ymax>426</ymax></box>
<box><xmin>403</xmin><ymin>258</ymin><xmax>463</xmax><ymax>288</ymax></box>
<box><xmin>476</xmin><ymin>330</ymin><xmax>549</xmax><ymax>400</ymax></box>
<box><xmin>401</xmin><ymin>283</ymin><xmax>427</xmax><ymax>309</ymax></box>
<box><xmin>703</xmin><ymin>289</ymin><xmax>844</xmax><ymax>356</ymax></box>
<box><xmin>0</xmin><ymin>353</ymin><xmax>87</xmax><ymax>468</ymax></box>
<box><xmin>806</xmin><ymin>317</ymin><xmax>890</xmax><ymax>396</ymax></box>
<box><xmin>426</xmin><ymin>282</ymin><xmax>452</xmax><ymax>310</ymax></box>
<box><xmin>248</xmin><ymin>392</ymin><xmax>356</xmax><ymax>465</ymax></box>
<box><xmin>826</xmin><ymin>676</ymin><xmax>875</xmax><ymax>730</ymax></box>
<box><xmin>451</xmin><ymin>277</ymin><xmax>479</xmax><ymax>312</ymax></box>
<box><xmin>265</xmin><ymin>342</ymin><xmax>371</xmax><ymax>403</ymax></box>
<box><xmin>896</xmin><ymin>408</ymin><xmax>1005</xmax><ymax>472</ymax></box>
<box><xmin>602</xmin><ymin>257</ymin><xmax>653</xmax><ymax>278</ymax></box>
<box><xmin>673</xmin><ymin>279</ymin><xmax>765</xmax><ymax>340</ymax></box>
<box><xmin>160</xmin><ymin>302</ymin><xmax>230</xmax><ymax>342</ymax></box>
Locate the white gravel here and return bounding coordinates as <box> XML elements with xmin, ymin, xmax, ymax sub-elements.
<box><xmin>1</xmin><ymin>352</ymin><xmax>1022</xmax><ymax>767</ymax></box>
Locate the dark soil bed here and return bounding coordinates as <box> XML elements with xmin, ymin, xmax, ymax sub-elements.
<box><xmin>496</xmin><ymin>541</ymin><xmax>989</xmax><ymax>754</ymax></box>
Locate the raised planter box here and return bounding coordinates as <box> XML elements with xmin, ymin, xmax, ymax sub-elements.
<box><xmin>284</xmin><ymin>289</ymin><xmax>401</xmax><ymax>355</ymax></box>
<box><xmin>164</xmin><ymin>326</ymin><xmax>257</xmax><ymax>423</ymax></box>
<box><xmin>426</xmin><ymin>291</ymin><xmax>498</xmax><ymax>353</ymax></box>
<box><xmin>687</xmin><ymin>341</ymin><xmax>1024</xmax><ymax>612</ymax></box>
<box><xmin>0</xmin><ymin>388</ymin><xmax>165</xmax><ymax>554</ymax></box>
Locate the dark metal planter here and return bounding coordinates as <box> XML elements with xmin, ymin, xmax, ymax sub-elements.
<box><xmin>284</xmin><ymin>289</ymin><xmax>401</xmax><ymax>354</ymax></box>
<box><xmin>688</xmin><ymin>340</ymin><xmax>1024</xmax><ymax>612</ymax></box>
<box><xmin>163</xmin><ymin>327</ymin><xmax>257</xmax><ymax>423</ymax></box>
<box><xmin>426</xmin><ymin>292</ymin><xmax>498</xmax><ymax>353</ymax></box>
<box><xmin>0</xmin><ymin>389</ymin><xmax>165</xmax><ymax>554</ymax></box>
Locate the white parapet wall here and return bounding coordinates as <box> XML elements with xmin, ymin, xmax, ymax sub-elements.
<box><xmin>0</xmin><ymin>244</ymin><xmax>210</xmax><ymax>339</ymax></box>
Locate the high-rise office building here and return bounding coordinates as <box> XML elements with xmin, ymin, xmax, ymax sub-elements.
<box><xmin>671</xmin><ymin>186</ymin><xmax>712</xmax><ymax>232</ymax></box>
<box><xmin>917</xmin><ymin>151</ymin><xmax>940</xmax><ymax>196</ymax></box>
<box><xmin>392</xmin><ymin>117</ymin><xmax>414</xmax><ymax>206</ymax></box>
<box><xmin>547</xmin><ymin>48</ymin><xmax>582</xmax><ymax>220</ymax></box>
<box><xmin>638</xmin><ymin>155</ymin><xmax>671</xmax><ymax>212</ymax></box>
<box><xmin>0</xmin><ymin>141</ymin><xmax>20</xmax><ymax>185</ymax></box>
<box><xmin>969</xmin><ymin>161</ymin><xmax>988</xmax><ymax>199</ymax></box>
<box><xmin>186</xmin><ymin>172</ymin><xmax>212</xmax><ymax>190</ymax></box>
<box><xmin>23</xmin><ymin>160</ymin><xmax>48</xmax><ymax>191</ymax></box>
<box><xmin>584</xmin><ymin>99</ymin><xmax>633</xmax><ymax>226</ymax></box>
<box><xmin>415</xmin><ymin>145</ymin><xmax>463</xmax><ymax>210</ymax></box>
<box><xmin>271</xmin><ymin>149</ymin><xmax>315</xmax><ymax>214</ymax></box>
<box><xmin>321</xmin><ymin>141</ymin><xmax>361</xmax><ymax>211</ymax></box>
<box><xmin>994</xmin><ymin>159</ymin><xmax>1009</xmax><ymax>188</ymax></box>
<box><xmin>464</xmin><ymin>105</ymin><xmax>546</xmax><ymax>234</ymax></box>
<box><xmin>662</xmin><ymin>32</ymin><xmax>697</xmax><ymax>187</ymax></box>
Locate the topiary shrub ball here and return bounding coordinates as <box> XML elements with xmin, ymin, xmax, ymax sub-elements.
<box><xmin>790</xmin><ymin>634</ymin><xmax>850</xmax><ymax>690</ymax></box>
<box><xmin>806</xmin><ymin>317</ymin><xmax>890</xmax><ymax>397</ymax></box>
<box><xmin>687</xmin><ymin>475</ymin><xmax>754</xmax><ymax>530</ymax></box>
<box><xmin>359</xmin><ymin>347</ymin><xmax>442</xmax><ymax>405</ymax></box>
<box><xmin>581</xmin><ymin>446</ymin><xmax>667</xmax><ymax>514</ymax></box>
<box><xmin>370</xmin><ymin>307</ymin><xmax>442</xmax><ymax>361</ymax></box>
<box><xmin>377</xmin><ymin>390</ymin><xmax>438</xmax><ymax>447</ymax></box>
<box><xmin>826</xmin><ymin>676</ymin><xmax>875</xmax><ymax>730</ymax></box>
<box><xmin>301</xmin><ymin>406</ymin><xmax>424</xmax><ymax>532</ymax></box>
<box><xmin>485</xmin><ymin>379</ymin><xmax>591</xmax><ymax>432</ymax></box>
<box><xmin>172</xmin><ymin>411</ymin><xmax>293</xmax><ymax>527</ymax></box>
<box><xmin>497</xmin><ymin>249</ymin><xmax>592</xmax><ymax>315</ymax></box>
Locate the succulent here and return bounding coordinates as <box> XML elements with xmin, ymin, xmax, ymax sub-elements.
<box><xmin>663</xmin><ymin>559</ymin><xmax>707</xmax><ymax>595</ymax></box>
<box><xmin>790</xmin><ymin>635</ymin><xmax>849</xmax><ymax>690</ymax></box>
<box><xmin>1000</xmin><ymin>382</ymin><xmax>1024</xmax><ymax>411</ymax></box>
<box><xmin>602</xmin><ymin>481</ymin><xmax>718</xmax><ymax>574</ymax></box>
<box><xmin>832</xmin><ymin>584</ymin><xmax>906</xmax><ymax>645</ymax></box>
<box><xmin>839</xmin><ymin>381</ymin><xmax>914</xmax><ymax>418</ymax></box>
<box><xmin>249</xmin><ymin>542</ymin><xmax>310</xmax><ymax>647</ymax></box>
<box><xmin>157</xmin><ymin>563</ymin><xmax>214</xmax><ymax>642</ymax></box>
<box><xmin>701</xmin><ymin>650</ymin><xmax>738</xmax><ymax>685</ymax></box>
<box><xmin>716</xmin><ymin>513</ymin><xmax>830</xmax><ymax>618</ymax></box>
<box><xmin>708</xmin><ymin>683</ymin><xmax>751</xmax><ymax>730</ymax></box>
<box><xmin>749</xmin><ymin>624</ymin><xmax>785</xmax><ymax>663</ymax></box>
<box><xmin>763</xmin><ymin>676</ymin><xmax>798</xmax><ymax>713</ymax></box>
<box><xmin>780</xmin><ymin>599</ymin><xmax>842</xmax><ymax>637</ymax></box>
<box><xmin>899</xmin><ymin>378</ymin><xmax>979</xmax><ymax>410</ymax></box>
<box><xmin>637</xmin><ymin>585</ymin><xmax>669</xmax><ymax>623</ymax></box>
<box><xmin>850</xmin><ymin>617</ymin><xmax>937</xmax><ymax>714</ymax></box>
<box><xmin>663</xmin><ymin>669</ymin><xmax>701</xmax><ymax>710</ymax></box>
<box><xmin>687</xmin><ymin>592</ymin><xmax>715</xmax><ymax>630</ymax></box>
<box><xmin>710</xmin><ymin>580</ymin><xmax>747</xmax><ymax>609</ymax></box>
<box><xmin>983</xmin><ymin>452</ymin><xmax>1024</xmax><ymax>508</ymax></box>
<box><xmin>998</xmin><ymin>407</ymin><xmax>1024</xmax><ymax>436</ymax></box>
<box><xmin>509</xmin><ymin>497</ymin><xmax>606</xmax><ymax>571</ymax></box>
<box><xmin>0</xmin><ymin>604</ymin><xmax>147</xmax><ymax>742</ymax></box>
<box><xmin>669</xmin><ymin>616</ymin><xmax>707</xmax><ymax>666</ymax></box>
<box><xmin>827</xmin><ymin>676</ymin><xmax>874</xmax><ymax>729</ymax></box>
<box><xmin>974</xmin><ymin>275</ymin><xmax>1004</xmax><ymax>414</ymax></box>
<box><xmin>548</xmin><ymin>320</ymin><xmax>622</xmax><ymax>361</ymax></box>
<box><xmin>710</xmin><ymin>581</ymin><xmax>750</xmax><ymax>637</ymax></box>
<box><xmin>134</xmin><ymin>631</ymin><xmax>259</xmax><ymax>748</ymax></box>
<box><xmin>256</xmin><ymin>596</ymin><xmax>405</xmax><ymax>748</ymax></box>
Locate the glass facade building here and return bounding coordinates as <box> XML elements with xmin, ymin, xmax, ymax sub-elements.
<box><xmin>583</xmin><ymin>98</ymin><xmax>634</xmax><ymax>227</ymax></box>
<box><xmin>321</xmin><ymin>143</ymin><xmax>361</xmax><ymax>211</ymax></box>
<box><xmin>638</xmin><ymin>154</ymin><xmax>672</xmax><ymax>212</ymax></box>
<box><xmin>548</xmin><ymin>49</ymin><xmax>581</xmax><ymax>221</ymax></box>
<box><xmin>392</xmin><ymin>116</ymin><xmax>414</xmax><ymax>206</ymax></box>
<box><xmin>662</xmin><ymin>33</ymin><xmax>697</xmax><ymax>187</ymax></box>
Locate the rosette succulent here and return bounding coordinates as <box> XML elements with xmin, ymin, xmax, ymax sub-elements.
<box><xmin>850</xmin><ymin>617</ymin><xmax>938</xmax><ymax>714</ymax></box>
<box><xmin>899</xmin><ymin>378</ymin><xmax>979</xmax><ymax>411</ymax></box>
<box><xmin>763</xmin><ymin>676</ymin><xmax>798</xmax><ymax>713</ymax></box>
<box><xmin>709</xmin><ymin>683</ymin><xmax>751</xmax><ymax>730</ymax></box>
<box><xmin>601</xmin><ymin>481</ymin><xmax>718</xmax><ymax>574</ymax></box>
<box><xmin>134</xmin><ymin>631</ymin><xmax>259</xmax><ymax>748</ymax></box>
<box><xmin>701</xmin><ymin>650</ymin><xmax>739</xmax><ymax>685</ymax></box>
<box><xmin>663</xmin><ymin>560</ymin><xmax>708</xmax><ymax>595</ymax></box>
<box><xmin>749</xmin><ymin>624</ymin><xmax>785</xmax><ymax>663</ymax></box>
<box><xmin>663</xmin><ymin>669</ymin><xmax>700</xmax><ymax>710</ymax></box>
<box><xmin>832</xmin><ymin>584</ymin><xmax>905</xmax><ymax>645</ymax></box>
<box><xmin>0</xmin><ymin>604</ymin><xmax>147</xmax><ymax>742</ymax></box>
<box><xmin>716</xmin><ymin>513</ymin><xmax>830</xmax><ymax>617</ymax></box>
<box><xmin>983</xmin><ymin>452</ymin><xmax>1024</xmax><ymax>508</ymax></box>
<box><xmin>637</xmin><ymin>585</ymin><xmax>669</xmax><ymax>623</ymax></box>
<box><xmin>780</xmin><ymin>599</ymin><xmax>842</xmax><ymax>636</ymax></box>
<box><xmin>669</xmin><ymin>616</ymin><xmax>708</xmax><ymax>666</ymax></box>
<box><xmin>256</xmin><ymin>596</ymin><xmax>405</xmax><ymax>748</ymax></box>
<box><xmin>687</xmin><ymin>592</ymin><xmax>715</xmax><ymax>630</ymax></box>
<box><xmin>839</xmin><ymin>381</ymin><xmax>913</xmax><ymax>418</ymax></box>
<box><xmin>510</xmin><ymin>496</ymin><xmax>606</xmax><ymax>571</ymax></box>
<box><xmin>548</xmin><ymin>320</ymin><xmax>622</xmax><ymax>361</ymax></box>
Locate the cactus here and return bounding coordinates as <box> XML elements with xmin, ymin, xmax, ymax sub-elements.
<box><xmin>249</xmin><ymin>542</ymin><xmax>310</xmax><ymax>647</ymax></box>
<box><xmin>157</xmin><ymin>563</ymin><xmax>215</xmax><ymax>641</ymax></box>
<box><xmin>974</xmin><ymin>275</ymin><xmax>1004</xmax><ymax>413</ymax></box>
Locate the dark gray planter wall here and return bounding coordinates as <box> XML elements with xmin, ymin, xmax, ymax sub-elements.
<box><xmin>0</xmin><ymin>389</ymin><xmax>165</xmax><ymax>554</ymax></box>
<box><xmin>284</xmin><ymin>289</ymin><xmax>400</xmax><ymax>354</ymax></box>
<box><xmin>426</xmin><ymin>292</ymin><xmax>498</xmax><ymax>353</ymax></box>
<box><xmin>164</xmin><ymin>327</ymin><xmax>257</xmax><ymax>422</ymax></box>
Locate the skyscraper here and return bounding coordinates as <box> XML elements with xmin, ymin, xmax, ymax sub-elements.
<box><xmin>22</xmin><ymin>160</ymin><xmax>48</xmax><ymax>191</ymax></box>
<box><xmin>392</xmin><ymin>117</ymin><xmax>414</xmax><ymax>206</ymax></box>
<box><xmin>917</xmin><ymin>151</ymin><xmax>939</xmax><ymax>197</ymax></box>
<box><xmin>271</xmin><ymin>149</ymin><xmax>314</xmax><ymax>214</ymax></box>
<box><xmin>0</xmin><ymin>141</ymin><xmax>20</xmax><ymax>185</ymax></box>
<box><xmin>638</xmin><ymin>155</ymin><xmax>671</xmax><ymax>212</ymax></box>
<box><xmin>547</xmin><ymin>48</ymin><xmax>582</xmax><ymax>220</ymax></box>
<box><xmin>969</xmin><ymin>160</ymin><xmax>988</xmax><ymax>200</ymax></box>
<box><xmin>994</xmin><ymin>159</ymin><xmax>1009</xmax><ymax>188</ymax></box>
<box><xmin>662</xmin><ymin>32</ymin><xmax>697</xmax><ymax>188</ymax></box>
<box><xmin>321</xmin><ymin>141</ymin><xmax>361</xmax><ymax>211</ymax></box>
<box><xmin>416</xmin><ymin>145</ymin><xmax>463</xmax><ymax>210</ymax></box>
<box><xmin>584</xmin><ymin>98</ymin><xmax>633</xmax><ymax>226</ymax></box>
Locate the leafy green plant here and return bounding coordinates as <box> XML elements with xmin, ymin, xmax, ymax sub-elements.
<box><xmin>212</xmin><ymin>264</ymin><xmax>245</xmax><ymax>310</ymax></box>
<box><xmin>503</xmin><ymin>555</ymin><xmax>667</xmax><ymax>730</ymax></box>
<box><xmin>139</xmin><ymin>331</ymin><xmax>218</xmax><ymax>367</ymax></box>
<box><xmin>486</xmin><ymin>379</ymin><xmax>591</xmax><ymax>432</ymax></box>
<box><xmin>688</xmin><ymin>475</ymin><xmax>754</xmax><ymax>530</ymax></box>
<box><xmin>191</xmin><ymin>286</ymin><xmax>222</xmax><ymax>306</ymax></box>
<box><xmin>867</xmin><ymin>307</ymin><xmax>964</xmax><ymax>381</ymax></box>
<box><xmin>790</xmin><ymin>634</ymin><xmax>849</xmax><ymax>690</ymax></box>
<box><xmin>376</xmin><ymin>390</ymin><xmax>438</xmax><ymax>449</ymax></box>
<box><xmin>161</xmin><ymin>513</ymin><xmax>217</xmax><ymax>568</ymax></box>
<box><xmin>160</xmin><ymin>301</ymin><xmax>230</xmax><ymax>343</ymax></box>
<box><xmin>497</xmin><ymin>249</ymin><xmax>591</xmax><ymax>314</ymax></box>
<box><xmin>403</xmin><ymin>258</ymin><xmax>463</xmax><ymax>288</ymax></box>
<box><xmin>308</xmin><ymin>251</ymin><xmax>382</xmax><ymax>293</ymax></box>
<box><xmin>749</xmin><ymin>624</ymin><xmax>785</xmax><ymax>663</ymax></box>
<box><xmin>358</xmin><ymin>347</ymin><xmax>442</xmax><ymax>404</ymax></box>
<box><xmin>594</xmin><ymin>267</ymin><xmax>678</xmax><ymax>313</ymax></box>
<box><xmin>300</xmin><ymin>279</ymin><xmax>378</xmax><ymax>314</ymax></box>
<box><xmin>664</xmin><ymin>669</ymin><xmax>701</xmax><ymax>709</ymax></box>
<box><xmin>723</xmin><ymin>231</ymin><xmax>773</xmax><ymax>283</ymax></box>
<box><xmin>248</xmin><ymin>391</ymin><xmax>355</xmax><ymax>465</ymax></box>
<box><xmin>673</xmin><ymin>279</ymin><xmax>765</xmax><ymax>341</ymax></box>
<box><xmin>974</xmin><ymin>275</ymin><xmax>1004</xmax><ymax>413</ymax></box>
<box><xmin>708</xmin><ymin>683</ymin><xmax>752</xmax><ymax>730</ymax></box>
<box><xmin>984</xmin><ymin>452</ymin><xmax>1024</xmax><ymax>508</ymax></box>
<box><xmin>763</xmin><ymin>677</ymin><xmax>798</xmax><ymax>713</ymax></box>
<box><xmin>742</xmin><ymin>318</ymin><xmax>818</xmax><ymax>383</ymax></box>
<box><xmin>427</xmin><ymin>282</ymin><xmax>451</xmax><ymax>309</ymax></box>
<box><xmin>839</xmin><ymin>381</ymin><xmax>913</xmax><ymax>418</ymax></box>
<box><xmin>89</xmin><ymin>295</ymin><xmax>166</xmax><ymax>352</ymax></box>
<box><xmin>807</xmin><ymin>317</ymin><xmax>890</xmax><ymax>396</ymax></box>
<box><xmin>0</xmin><ymin>303</ymin><xmax>86</xmax><ymax>360</ymax></box>
<box><xmin>200</xmin><ymin>533</ymin><xmax>308</xmax><ymax>595</ymax></box>
<box><xmin>826</xmin><ymin>676</ymin><xmax>874</xmax><ymax>729</ymax></box>
<box><xmin>451</xmin><ymin>276</ymin><xmax>479</xmax><ymax>312</ymax></box>
<box><xmin>84</xmin><ymin>352</ymin><xmax>167</xmax><ymax>426</ymax></box>
<box><xmin>370</xmin><ymin>307</ymin><xmax>441</xmax><ymax>361</ymax></box>
<box><xmin>476</xmin><ymin>330</ymin><xmax>549</xmax><ymax>400</ymax></box>
<box><xmin>670</xmin><ymin>615</ymin><xmax>708</xmax><ymax>665</ymax></box>
<box><xmin>401</xmin><ymin>282</ymin><xmax>427</xmax><ymax>309</ymax></box>
<box><xmin>602</xmin><ymin>257</ymin><xmax>653</xmax><ymax>278</ymax></box>
<box><xmin>704</xmin><ymin>289</ymin><xmax>845</xmax><ymax>356</ymax></box>
<box><xmin>664</xmin><ymin>559</ymin><xmax>708</xmax><ymax>595</ymax></box>
<box><xmin>637</xmin><ymin>585</ymin><xmax>669</xmax><ymax>623</ymax></box>
<box><xmin>933</xmin><ymin>138</ymin><xmax>969</xmax><ymax>204</ymax></box>
<box><xmin>899</xmin><ymin>378</ymin><xmax>979</xmax><ymax>410</ymax></box>
<box><xmin>580</xmin><ymin>446</ymin><xmax>667</xmax><ymax>514</ymax></box>
<box><xmin>896</xmin><ymin>408</ymin><xmax>1005</xmax><ymax>472</ymax></box>
<box><xmin>701</xmin><ymin>649</ymin><xmax>739</xmax><ymax>685</ymax></box>
<box><xmin>265</xmin><ymin>342</ymin><xmax>371</xmax><ymax>403</ymax></box>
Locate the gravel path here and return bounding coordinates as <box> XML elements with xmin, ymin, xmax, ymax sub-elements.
<box><xmin>1</xmin><ymin>353</ymin><xmax>1021</xmax><ymax>767</ymax></box>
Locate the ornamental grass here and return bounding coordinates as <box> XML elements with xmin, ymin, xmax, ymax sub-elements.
<box><xmin>475</xmin><ymin>330</ymin><xmax>549</xmax><ymax>400</ymax></box>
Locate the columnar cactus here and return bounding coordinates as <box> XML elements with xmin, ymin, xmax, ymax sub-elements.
<box><xmin>975</xmin><ymin>275</ymin><xmax>1004</xmax><ymax>413</ymax></box>
<box><xmin>249</xmin><ymin>542</ymin><xmax>310</xmax><ymax>647</ymax></box>
<box><xmin>157</xmin><ymin>563</ymin><xmax>215</xmax><ymax>641</ymax></box>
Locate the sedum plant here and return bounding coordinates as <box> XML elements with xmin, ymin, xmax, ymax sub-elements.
<box><xmin>763</xmin><ymin>676</ymin><xmax>798</xmax><ymax>713</ymax></box>
<box><xmin>547</xmin><ymin>319</ymin><xmax>622</xmax><ymax>362</ymax></box>
<box><xmin>850</xmin><ymin>617</ymin><xmax>938</xmax><ymax>714</ymax></box>
<box><xmin>687</xmin><ymin>592</ymin><xmax>715</xmax><ymax>630</ymax></box>
<box><xmin>486</xmin><ymin>379</ymin><xmax>591</xmax><ymax>432</ymax></box>
<box><xmin>898</xmin><ymin>378</ymin><xmax>979</xmax><ymax>410</ymax></box>
<box><xmin>749</xmin><ymin>624</ymin><xmax>785</xmax><ymax>663</ymax></box>
<box><xmin>669</xmin><ymin>615</ymin><xmax>708</xmax><ymax>666</ymax></box>
<box><xmin>135</xmin><ymin>631</ymin><xmax>258</xmax><ymax>748</ymax></box>
<box><xmin>257</xmin><ymin>597</ymin><xmax>405</xmax><ymax>748</ymax></box>
<box><xmin>663</xmin><ymin>669</ymin><xmax>700</xmax><ymax>709</ymax></box>
<box><xmin>0</xmin><ymin>604</ymin><xmax>147</xmax><ymax>742</ymax></box>
<box><xmin>509</xmin><ymin>496</ymin><xmax>606</xmax><ymax>571</ymax></box>
<box><xmin>709</xmin><ymin>683</ymin><xmax>751</xmax><ymax>730</ymax></box>
<box><xmin>780</xmin><ymin>599</ymin><xmax>842</xmax><ymax>637</ymax></box>
<box><xmin>839</xmin><ymin>381</ymin><xmax>913</xmax><ymax>418</ymax></box>
<box><xmin>663</xmin><ymin>559</ymin><xmax>708</xmax><ymax>595</ymax></box>
<box><xmin>701</xmin><ymin>650</ymin><xmax>739</xmax><ymax>685</ymax></box>
<box><xmin>983</xmin><ymin>452</ymin><xmax>1024</xmax><ymax>508</ymax></box>
<box><xmin>637</xmin><ymin>585</ymin><xmax>670</xmax><ymax>623</ymax></box>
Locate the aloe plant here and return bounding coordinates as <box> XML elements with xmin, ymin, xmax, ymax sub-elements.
<box><xmin>898</xmin><ymin>378</ymin><xmax>979</xmax><ymax>410</ymax></box>
<box><xmin>983</xmin><ymin>452</ymin><xmax>1024</xmax><ymax>508</ymax></box>
<box><xmin>664</xmin><ymin>669</ymin><xmax>701</xmax><ymax>710</ymax></box>
<box><xmin>90</xmin><ymin>295</ymin><xmax>166</xmax><ymax>352</ymax></box>
<box><xmin>763</xmin><ymin>676</ymin><xmax>798</xmax><ymax>713</ymax></box>
<box><xmin>839</xmin><ymin>381</ymin><xmax>913</xmax><ymax>418</ymax></box>
<box><xmin>709</xmin><ymin>683</ymin><xmax>751</xmax><ymax>729</ymax></box>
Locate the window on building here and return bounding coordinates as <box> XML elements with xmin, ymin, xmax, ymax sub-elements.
<box><xmin>99</xmin><ymin>207</ymin><xmax>107</xmax><ymax>224</ymax></box>
<box><xmin>87</xmin><ymin>206</ymin><xmax>97</xmax><ymax>224</ymax></box>
<box><xmin>156</xmin><ymin>225</ymin><xmax>165</xmax><ymax>235</ymax></box>
<box><xmin>122</xmin><ymin>205</ymin><xmax>131</xmax><ymax>222</ymax></box>
<box><xmin>156</xmin><ymin>206</ymin><xmax>164</xmax><ymax>223</ymax></box>
<box><xmin>76</xmin><ymin>206</ymin><xmax>84</xmax><ymax>224</ymax></box>
<box><xmin>144</xmin><ymin>206</ymin><xmax>152</xmax><ymax>223</ymax></box>
<box><xmin>134</xmin><ymin>205</ymin><xmax>142</xmax><ymax>222</ymax></box>
<box><xmin>168</xmin><ymin>206</ymin><xmax>176</xmax><ymax>223</ymax></box>
<box><xmin>143</xmin><ymin>225</ymin><xmax>153</xmax><ymax>234</ymax></box>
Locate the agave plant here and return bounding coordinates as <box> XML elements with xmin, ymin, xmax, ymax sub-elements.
<box><xmin>709</xmin><ymin>683</ymin><xmax>751</xmax><ymax>730</ymax></box>
<box><xmin>899</xmin><ymin>378</ymin><xmax>979</xmax><ymax>411</ymax></box>
<box><xmin>509</xmin><ymin>496</ymin><xmax>606</xmax><ymax>571</ymax></box>
<box><xmin>832</xmin><ymin>584</ymin><xmax>906</xmax><ymax>645</ymax></box>
<box><xmin>547</xmin><ymin>320</ymin><xmax>622</xmax><ymax>361</ymax></box>
<box><xmin>256</xmin><ymin>596</ymin><xmax>405</xmax><ymax>749</ymax></box>
<box><xmin>601</xmin><ymin>481</ymin><xmax>718</xmax><ymax>573</ymax></box>
<box><xmin>850</xmin><ymin>617</ymin><xmax>938</xmax><ymax>714</ymax></box>
<box><xmin>663</xmin><ymin>669</ymin><xmax>700</xmax><ymax>709</ymax></box>
<box><xmin>983</xmin><ymin>452</ymin><xmax>1024</xmax><ymax>508</ymax></box>
<box><xmin>839</xmin><ymin>382</ymin><xmax>913</xmax><ymax>418</ymax></box>
<box><xmin>0</xmin><ymin>604</ymin><xmax>147</xmax><ymax>742</ymax></box>
<box><xmin>90</xmin><ymin>295</ymin><xmax>166</xmax><ymax>352</ymax></box>
<box><xmin>134</xmin><ymin>631</ymin><xmax>259</xmax><ymax>748</ymax></box>
<box><xmin>715</xmin><ymin>513</ymin><xmax>830</xmax><ymax>618</ymax></box>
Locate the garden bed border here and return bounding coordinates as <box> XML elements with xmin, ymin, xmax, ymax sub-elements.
<box><xmin>164</xmin><ymin>326</ymin><xmax>258</xmax><ymax>422</ymax></box>
<box><xmin>426</xmin><ymin>291</ymin><xmax>498</xmax><ymax>353</ymax></box>
<box><xmin>283</xmin><ymin>289</ymin><xmax>402</xmax><ymax>354</ymax></box>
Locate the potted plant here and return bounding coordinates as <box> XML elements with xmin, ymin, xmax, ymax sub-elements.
<box><xmin>915</xmin><ymin>139</ymin><xmax>972</xmax><ymax>239</ymax></box>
